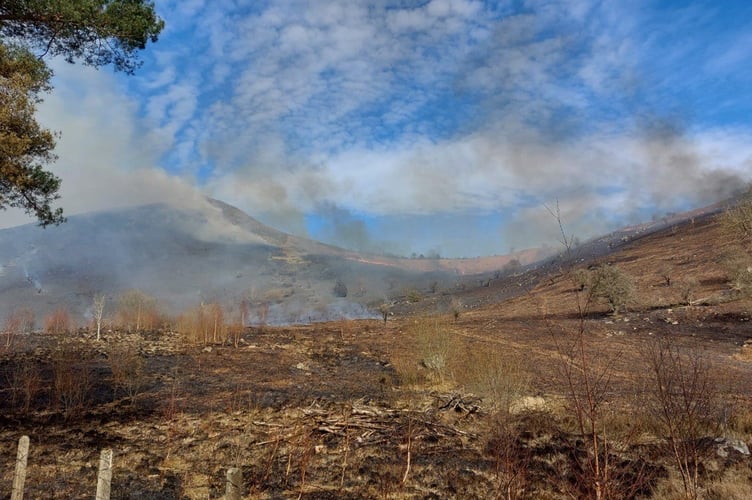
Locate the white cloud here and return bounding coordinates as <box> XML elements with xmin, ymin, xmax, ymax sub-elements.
<box><xmin>0</xmin><ymin>62</ymin><xmax>206</xmax><ymax>229</ymax></box>
<box><xmin>5</xmin><ymin>0</ymin><xmax>751</xmax><ymax>256</ymax></box>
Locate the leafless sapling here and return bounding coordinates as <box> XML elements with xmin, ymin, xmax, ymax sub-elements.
<box><xmin>93</xmin><ymin>294</ymin><xmax>106</xmax><ymax>340</ymax></box>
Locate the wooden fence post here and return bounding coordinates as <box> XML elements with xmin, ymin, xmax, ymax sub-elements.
<box><xmin>11</xmin><ymin>435</ymin><xmax>29</xmax><ymax>500</ymax></box>
<box><xmin>95</xmin><ymin>448</ymin><xmax>113</xmax><ymax>500</ymax></box>
<box><xmin>225</xmin><ymin>467</ymin><xmax>242</xmax><ymax>500</ymax></box>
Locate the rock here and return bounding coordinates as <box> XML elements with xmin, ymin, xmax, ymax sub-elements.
<box><xmin>510</xmin><ymin>396</ymin><xmax>546</xmax><ymax>414</ymax></box>
<box><xmin>714</xmin><ymin>437</ymin><xmax>750</xmax><ymax>458</ymax></box>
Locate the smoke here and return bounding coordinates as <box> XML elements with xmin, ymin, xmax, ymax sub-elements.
<box><xmin>19</xmin><ymin>247</ymin><xmax>43</xmax><ymax>293</ymax></box>
<box><xmin>311</xmin><ymin>202</ymin><xmax>395</xmax><ymax>254</ymax></box>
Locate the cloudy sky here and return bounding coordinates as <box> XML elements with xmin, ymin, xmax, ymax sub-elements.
<box><xmin>5</xmin><ymin>0</ymin><xmax>752</xmax><ymax>257</ymax></box>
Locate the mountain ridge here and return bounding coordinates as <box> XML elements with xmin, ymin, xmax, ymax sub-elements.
<box><xmin>0</xmin><ymin>196</ymin><xmax>730</xmax><ymax>325</ymax></box>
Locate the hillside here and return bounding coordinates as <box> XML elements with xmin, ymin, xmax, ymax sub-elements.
<box><xmin>1</xmin><ymin>201</ymin><xmax>751</xmax><ymax>498</ymax></box>
<box><xmin>0</xmin><ymin>199</ymin><xmax>459</xmax><ymax>324</ymax></box>
<box><xmin>0</xmin><ymin>196</ymin><xmax>720</xmax><ymax>327</ymax></box>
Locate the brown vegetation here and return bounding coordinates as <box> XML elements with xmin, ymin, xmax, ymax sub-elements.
<box><xmin>2</xmin><ymin>308</ymin><xmax>33</xmax><ymax>349</ymax></box>
<box><xmin>116</xmin><ymin>289</ymin><xmax>164</xmax><ymax>331</ymax></box>
<box><xmin>175</xmin><ymin>302</ymin><xmax>226</xmax><ymax>345</ymax></box>
<box><xmin>43</xmin><ymin>307</ymin><xmax>70</xmax><ymax>334</ymax></box>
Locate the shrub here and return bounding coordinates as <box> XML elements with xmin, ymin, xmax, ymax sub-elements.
<box><xmin>643</xmin><ymin>337</ymin><xmax>724</xmax><ymax>499</ymax></box>
<box><xmin>378</xmin><ymin>303</ymin><xmax>390</xmax><ymax>324</ymax></box>
<box><xmin>720</xmin><ymin>254</ymin><xmax>752</xmax><ymax>297</ymax></box>
<box><xmin>175</xmin><ymin>302</ymin><xmax>226</xmax><ymax>345</ymax></box>
<box><xmin>571</xmin><ymin>268</ymin><xmax>591</xmax><ymax>291</ymax></box>
<box><xmin>458</xmin><ymin>347</ymin><xmax>529</xmax><ymax>410</ymax></box>
<box><xmin>450</xmin><ymin>297</ymin><xmax>463</xmax><ymax>321</ymax></box>
<box><xmin>109</xmin><ymin>344</ymin><xmax>145</xmax><ymax>403</ymax></box>
<box><xmin>502</xmin><ymin>258</ymin><xmax>522</xmax><ymax>275</ymax></box>
<box><xmin>5</xmin><ymin>361</ymin><xmax>40</xmax><ymax>413</ymax></box>
<box><xmin>405</xmin><ymin>288</ymin><xmax>422</xmax><ymax>303</ymax></box>
<box><xmin>52</xmin><ymin>347</ymin><xmax>92</xmax><ymax>418</ymax></box>
<box><xmin>44</xmin><ymin>307</ymin><xmax>71</xmax><ymax>334</ymax></box>
<box><xmin>413</xmin><ymin>317</ymin><xmax>455</xmax><ymax>383</ymax></box>
<box><xmin>678</xmin><ymin>277</ymin><xmax>699</xmax><ymax>305</ymax></box>
<box><xmin>721</xmin><ymin>189</ymin><xmax>752</xmax><ymax>245</ymax></box>
<box><xmin>719</xmin><ymin>189</ymin><xmax>752</xmax><ymax>299</ymax></box>
<box><xmin>3</xmin><ymin>308</ymin><xmax>34</xmax><ymax>348</ymax></box>
<box><xmin>589</xmin><ymin>264</ymin><xmax>634</xmax><ymax>313</ymax></box>
<box><xmin>333</xmin><ymin>279</ymin><xmax>348</xmax><ymax>298</ymax></box>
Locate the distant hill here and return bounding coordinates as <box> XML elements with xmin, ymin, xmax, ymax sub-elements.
<box><xmin>0</xmin><ymin>199</ymin><xmax>488</xmax><ymax>325</ymax></box>
<box><xmin>1</xmin><ymin>196</ymin><xmax>727</xmax><ymax>326</ymax></box>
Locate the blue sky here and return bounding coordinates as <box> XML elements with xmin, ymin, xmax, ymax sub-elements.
<box><xmin>5</xmin><ymin>0</ymin><xmax>752</xmax><ymax>257</ymax></box>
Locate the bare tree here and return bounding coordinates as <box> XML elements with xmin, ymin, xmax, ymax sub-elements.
<box><xmin>207</xmin><ymin>303</ymin><xmax>224</xmax><ymax>344</ymax></box>
<box><xmin>232</xmin><ymin>297</ymin><xmax>250</xmax><ymax>347</ymax></box>
<box><xmin>3</xmin><ymin>309</ymin><xmax>34</xmax><ymax>349</ymax></box>
<box><xmin>93</xmin><ymin>294</ymin><xmax>106</xmax><ymax>341</ymax></box>
<box><xmin>547</xmin><ymin>200</ymin><xmax>635</xmax><ymax>498</ymax></box>
<box><xmin>117</xmin><ymin>289</ymin><xmax>159</xmax><ymax>332</ymax></box>
<box><xmin>379</xmin><ymin>302</ymin><xmax>390</xmax><ymax>325</ymax></box>
<box><xmin>643</xmin><ymin>337</ymin><xmax>723</xmax><ymax>500</ymax></box>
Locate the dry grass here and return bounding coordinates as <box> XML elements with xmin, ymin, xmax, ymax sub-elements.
<box><xmin>391</xmin><ymin>316</ymin><xmax>458</xmax><ymax>388</ymax></box>
<box><xmin>705</xmin><ymin>465</ymin><xmax>752</xmax><ymax>500</ymax></box>
<box><xmin>452</xmin><ymin>344</ymin><xmax>531</xmax><ymax>410</ymax></box>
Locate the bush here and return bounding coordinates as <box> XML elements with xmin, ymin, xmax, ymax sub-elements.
<box><xmin>3</xmin><ymin>308</ymin><xmax>34</xmax><ymax>348</ymax></box>
<box><xmin>721</xmin><ymin>254</ymin><xmax>752</xmax><ymax>297</ymax></box>
<box><xmin>571</xmin><ymin>268</ymin><xmax>591</xmax><ymax>291</ymax></box>
<box><xmin>44</xmin><ymin>308</ymin><xmax>71</xmax><ymax>334</ymax></box>
<box><xmin>589</xmin><ymin>264</ymin><xmax>633</xmax><ymax>313</ymax></box>
<box><xmin>405</xmin><ymin>288</ymin><xmax>422</xmax><ymax>303</ymax></box>
<box><xmin>678</xmin><ymin>277</ymin><xmax>699</xmax><ymax>305</ymax></box>
<box><xmin>413</xmin><ymin>317</ymin><xmax>456</xmax><ymax>383</ymax></box>
<box><xmin>52</xmin><ymin>347</ymin><xmax>92</xmax><ymax>418</ymax></box>
<box><xmin>719</xmin><ymin>188</ymin><xmax>752</xmax><ymax>298</ymax></box>
<box><xmin>175</xmin><ymin>302</ymin><xmax>226</xmax><ymax>345</ymax></box>
<box><xmin>108</xmin><ymin>344</ymin><xmax>145</xmax><ymax>403</ymax></box>
<box><xmin>450</xmin><ymin>297</ymin><xmax>463</xmax><ymax>321</ymax></box>
<box><xmin>378</xmin><ymin>303</ymin><xmax>390</xmax><ymax>324</ymax></box>
<box><xmin>643</xmin><ymin>337</ymin><xmax>725</xmax><ymax>499</ymax></box>
<box><xmin>5</xmin><ymin>361</ymin><xmax>40</xmax><ymax>413</ymax></box>
<box><xmin>458</xmin><ymin>347</ymin><xmax>529</xmax><ymax>410</ymax></box>
<box><xmin>721</xmin><ymin>189</ymin><xmax>752</xmax><ymax>244</ymax></box>
<box><xmin>333</xmin><ymin>279</ymin><xmax>348</xmax><ymax>298</ymax></box>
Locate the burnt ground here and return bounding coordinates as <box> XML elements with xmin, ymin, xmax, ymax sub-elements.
<box><xmin>1</xmin><ymin>212</ymin><xmax>752</xmax><ymax>498</ymax></box>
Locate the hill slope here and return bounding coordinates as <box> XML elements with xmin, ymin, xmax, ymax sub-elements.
<box><xmin>0</xmin><ymin>199</ymin><xmax>465</xmax><ymax>324</ymax></box>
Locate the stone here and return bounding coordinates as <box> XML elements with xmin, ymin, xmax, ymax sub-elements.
<box><xmin>714</xmin><ymin>437</ymin><xmax>750</xmax><ymax>458</ymax></box>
